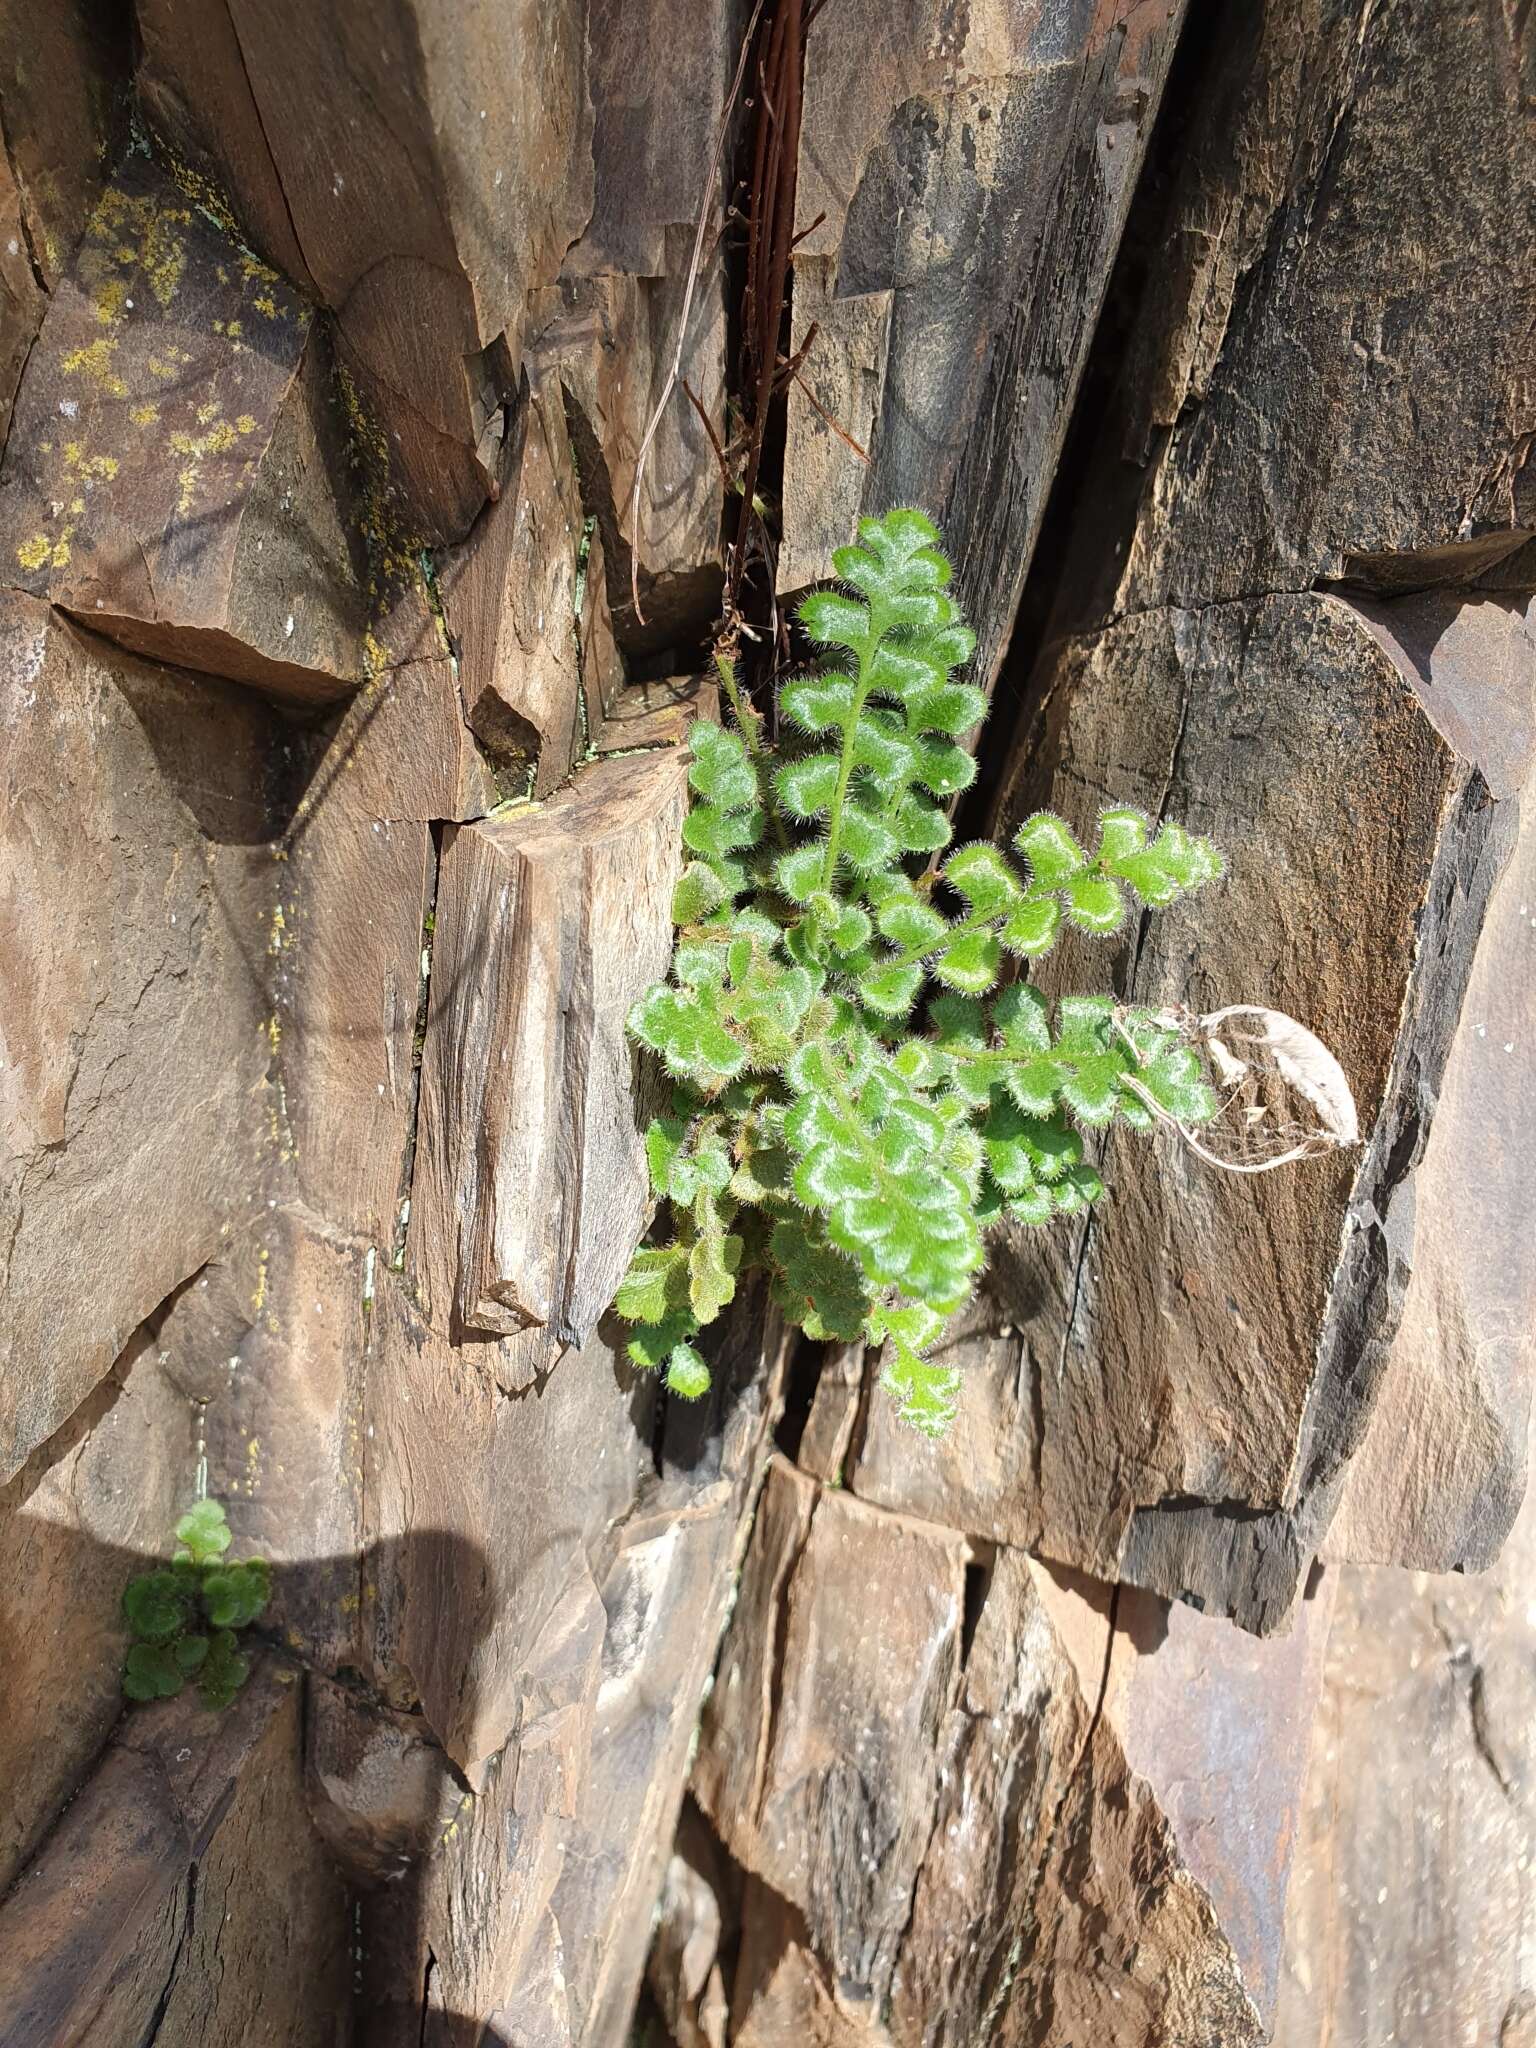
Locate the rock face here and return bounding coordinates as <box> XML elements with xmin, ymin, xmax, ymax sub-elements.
<box><xmin>0</xmin><ymin>2</ymin><xmax>1532</xmax><ymax>2045</ymax></box>
<box><xmin>834</xmin><ymin>588</ymin><xmax>1515</xmax><ymax>1635</ymax></box>
<box><xmin>408</xmin><ymin>747</ymin><xmax>687</xmax><ymax>1350</ymax></box>
<box><xmin>0</xmin><ymin>157</ymin><xmax>367</xmax><ymax>699</ymax></box>
<box><xmin>0</xmin><ymin>595</ymin><xmax>271</xmax><ymax>1479</ymax></box>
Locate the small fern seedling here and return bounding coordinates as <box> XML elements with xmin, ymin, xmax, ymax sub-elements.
<box><xmin>120</xmin><ymin>1498</ymin><xmax>271</xmax><ymax>1711</ymax></box>
<box><xmin>615</xmin><ymin>508</ymin><xmax>1225</xmax><ymax>1438</ymax></box>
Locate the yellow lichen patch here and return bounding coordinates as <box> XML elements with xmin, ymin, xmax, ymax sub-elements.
<box><xmin>93</xmin><ymin>277</ymin><xmax>129</xmax><ymax>324</ymax></box>
<box><xmin>239</xmin><ymin>252</ymin><xmax>279</xmax><ymax>286</ymax></box>
<box><xmin>18</xmin><ymin>522</ymin><xmax>77</xmax><ymax>570</ymax></box>
<box><xmin>60</xmin><ymin>336</ymin><xmax>127</xmax><ymax>396</ymax></box>
<box><xmin>168</xmin><ymin>403</ymin><xmax>256</xmax><ymax>514</ymax></box>
<box><xmin>141</xmin><ymin>209</ymin><xmax>188</xmax><ymax>307</ymax></box>
<box><xmin>337</xmin><ymin>359</ymin><xmax>431</xmax><ymax>675</ymax></box>
<box><xmin>62</xmin><ymin>441</ymin><xmax>119</xmax><ymax>481</ymax></box>
<box><xmin>86</xmin><ymin>184</ymin><xmax>190</xmax><ymax>309</ymax></box>
<box><xmin>146</xmin><ymin>355</ymin><xmax>177</xmax><ymax>381</ymax></box>
<box><xmin>67</xmin><ymin>497</ymin><xmax>84</xmax><ymax>515</ymax></box>
<box><xmin>253</xmin><ymin>292</ymin><xmax>279</xmax><ymax>319</ymax></box>
<box><xmin>129</xmin><ymin>402</ymin><xmax>159</xmax><ymax>426</ymax></box>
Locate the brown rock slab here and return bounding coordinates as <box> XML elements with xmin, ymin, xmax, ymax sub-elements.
<box><xmin>646</xmin><ymin>1806</ymin><xmax>732</xmax><ymax>2048</ymax></box>
<box><xmin>216</xmin><ymin>0</ymin><xmax>594</xmax><ymax>541</ymax></box>
<box><xmin>0</xmin><ymin>146</ymin><xmax>43</xmax><ymax>449</ymax></box>
<box><xmin>700</xmin><ymin>1477</ymin><xmax>1308</xmax><ymax>2045</ymax></box>
<box><xmin>851</xmin><ymin>590</ymin><xmax>1517</xmax><ymax>1633</ymax></box>
<box><xmin>693</xmin><ymin>1459</ymin><xmax>968</xmax><ymax>1999</ymax></box>
<box><xmin>530</xmin><ymin>260</ymin><xmax>727</xmax><ymax>654</ymax></box>
<box><xmin>1276</xmin><ymin>1452</ymin><xmax>1536</xmax><ymax>2048</ymax></box>
<box><xmin>595</xmin><ymin>672</ymin><xmax>717</xmax><ymax>755</ymax></box>
<box><xmin>0</xmin><ymin>0</ymin><xmax>129</xmax><ymax>289</ymax></box>
<box><xmin>279</xmin><ymin>654</ymin><xmax>493</xmax><ymax>1249</ymax></box>
<box><xmin>0</xmin><ymin>1659</ymin><xmax>346</xmax><ymax>2048</ymax></box>
<box><xmin>408</xmin><ymin>747</ymin><xmax>688</xmax><ymax>1350</ymax></box>
<box><xmin>1110</xmin><ymin>0</ymin><xmax>1536</xmax><ymax>616</ymax></box>
<box><xmin>202</xmin><ymin>1211</ymin><xmax>367</xmax><ymax>1674</ymax></box>
<box><xmin>351</xmin><ymin>1275</ymin><xmax>788</xmax><ymax>2043</ymax></box>
<box><xmin>102</xmin><ymin>1674</ymin><xmax>350</xmax><ymax>2048</ymax></box>
<box><xmin>135</xmin><ymin>0</ymin><xmax>316</xmax><ymax>290</ymax></box>
<box><xmin>306</xmin><ymin>1676</ymin><xmax>468</xmax><ymax>1887</ymax></box>
<box><xmin>577</xmin><ymin>517</ymin><xmax>626</xmax><ymax>731</ymax></box>
<box><xmin>1328</xmin><ymin>639</ymin><xmax>1536</xmax><ymax>1571</ymax></box>
<box><xmin>733</xmin><ymin>1920</ymin><xmax>880</xmax><ymax>2048</ymax></box>
<box><xmin>775</xmin><ymin>256</ymin><xmax>890</xmax><ymax>596</ymax></box>
<box><xmin>1099</xmin><ymin>1573</ymin><xmax>1335</xmax><ymax>2026</ymax></box>
<box><xmin>573</xmin><ymin>0</ymin><xmax>736</xmax><ymax>280</ymax></box>
<box><xmin>439</xmin><ymin>376</ymin><xmax>588</xmax><ymax>799</ymax></box>
<box><xmin>886</xmin><ymin>1545</ymin><xmax>1268</xmax><ymax>2047</ymax></box>
<box><xmin>0</xmin><ymin>159</ymin><xmax>367</xmax><ymax>701</ymax></box>
<box><xmin>781</xmin><ymin>0</ymin><xmax>1190</xmax><ymax>690</ymax></box>
<box><xmin>0</xmin><ymin>1322</ymin><xmax>184</xmax><ymax>1894</ymax></box>
<box><xmin>0</xmin><ymin>596</ymin><xmax>271</xmax><ymax>1481</ymax></box>
<box><xmin>361</xmin><ymin>1272</ymin><xmax>650</xmax><ymax>1779</ymax></box>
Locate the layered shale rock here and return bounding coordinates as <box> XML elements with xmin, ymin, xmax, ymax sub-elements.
<box><xmin>0</xmin><ymin>159</ymin><xmax>367</xmax><ymax>700</ymax></box>
<box><xmin>0</xmin><ymin>1</ymin><xmax>1531</xmax><ymax>2043</ymax></box>
<box><xmin>0</xmin><ymin>596</ymin><xmax>272</xmax><ymax>1478</ymax></box>
<box><xmin>137</xmin><ymin>0</ymin><xmax>593</xmax><ymax>541</ymax></box>
<box><xmin>777</xmin><ymin>0</ymin><xmax>1190</xmax><ymax>691</ymax></box>
<box><xmin>407</xmin><ymin>746</ymin><xmax>689</xmax><ymax>1354</ymax></box>
<box><xmin>679</xmin><ymin>1460</ymin><xmax>1332</xmax><ymax>2045</ymax></box>
<box><xmin>0</xmin><ymin>1660</ymin><xmax>348</xmax><ymax>2045</ymax></box>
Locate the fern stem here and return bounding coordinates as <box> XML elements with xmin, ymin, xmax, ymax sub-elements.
<box><xmin>716</xmin><ymin>651</ymin><xmax>789</xmax><ymax>850</ymax></box>
<box><xmin>715</xmin><ymin>651</ymin><xmax>761</xmax><ymax>751</ymax></box>
<box><xmin>815</xmin><ymin>624</ymin><xmax>880</xmax><ymax>893</ymax></box>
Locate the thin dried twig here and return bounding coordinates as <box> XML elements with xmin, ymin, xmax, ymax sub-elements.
<box><xmin>682</xmin><ymin>378</ymin><xmax>734</xmax><ymax>493</ymax></box>
<box><xmin>731</xmin><ymin>0</ymin><xmax>805</xmax><ymax>607</ymax></box>
<box><xmin>789</xmin><ymin>364</ymin><xmax>870</xmax><ymax>462</ymax></box>
<box><xmin>627</xmin><ymin>0</ymin><xmax>766</xmax><ymax>626</ymax></box>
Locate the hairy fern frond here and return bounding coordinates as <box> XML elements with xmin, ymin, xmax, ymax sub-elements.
<box><xmin>615</xmin><ymin>509</ymin><xmax>1225</xmax><ymax>1436</ymax></box>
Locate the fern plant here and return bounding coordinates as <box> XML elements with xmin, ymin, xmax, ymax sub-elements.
<box><xmin>120</xmin><ymin>1499</ymin><xmax>270</xmax><ymax>1711</ymax></box>
<box><xmin>615</xmin><ymin>508</ymin><xmax>1223</xmax><ymax>1437</ymax></box>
